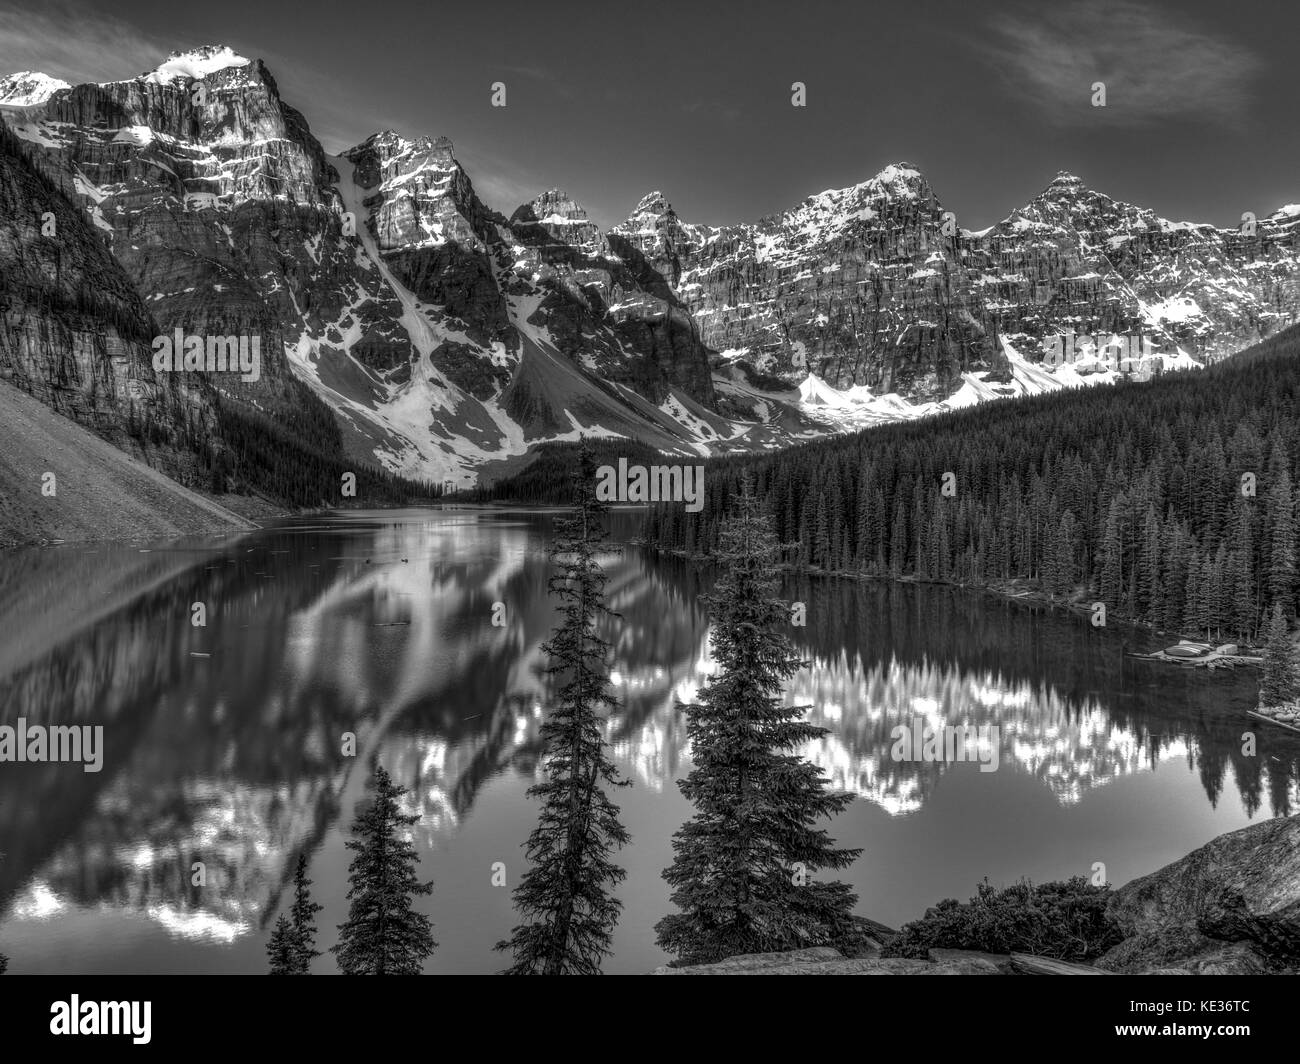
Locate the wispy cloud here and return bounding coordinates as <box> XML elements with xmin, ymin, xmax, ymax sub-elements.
<box><xmin>982</xmin><ymin>1</ymin><xmax>1261</xmax><ymax>127</ymax></box>
<box><xmin>0</xmin><ymin>1</ymin><xmax>168</xmax><ymax>81</ymax></box>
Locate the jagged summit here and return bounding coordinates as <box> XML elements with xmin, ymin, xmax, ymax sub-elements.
<box><xmin>511</xmin><ymin>189</ymin><xmax>603</xmax><ymax>251</ymax></box>
<box><xmin>871</xmin><ymin>161</ymin><xmax>925</xmax><ymax>184</ymax></box>
<box><xmin>1048</xmin><ymin>170</ymin><xmax>1086</xmax><ymax>189</ymax></box>
<box><xmin>631</xmin><ymin>190</ymin><xmax>672</xmax><ymax>214</ymax></box>
<box><xmin>138</xmin><ymin>45</ymin><xmax>251</xmax><ymax>84</ymax></box>
<box><xmin>346</xmin><ymin>130</ymin><xmax>456</xmax><ymax>160</ymax></box>
<box><xmin>512</xmin><ymin>188</ymin><xmax>590</xmax><ymax>223</ymax></box>
<box><xmin>801</xmin><ymin>163</ymin><xmax>928</xmax><ymax>210</ymax></box>
<box><xmin>342</xmin><ymin>131</ymin><xmax>464</xmax><ymax>194</ymax></box>
<box><xmin>1035</xmin><ymin>171</ymin><xmax>1099</xmax><ymax>205</ymax></box>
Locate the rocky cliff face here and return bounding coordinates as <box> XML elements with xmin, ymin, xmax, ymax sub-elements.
<box><xmin>2</xmin><ymin>50</ymin><xmax>738</xmax><ymax>486</ymax></box>
<box><xmin>969</xmin><ymin>172</ymin><xmax>1300</xmax><ymax>364</ymax></box>
<box><xmin>3</xmin><ymin>47</ymin><xmax>350</xmax><ymax>415</ymax></box>
<box><xmin>342</xmin><ymin>134</ymin><xmax>716</xmax><ymax>406</ymax></box>
<box><xmin>6</xmin><ymin>45</ymin><xmax>1300</xmax><ymax>486</ymax></box>
<box><xmin>0</xmin><ymin>121</ymin><xmax>212</xmax><ymax>483</ymax></box>
<box><xmin>613</xmin><ymin>166</ymin><xmax>992</xmax><ymax>401</ymax></box>
<box><xmin>613</xmin><ymin>168</ymin><xmax>1300</xmax><ymax>397</ymax></box>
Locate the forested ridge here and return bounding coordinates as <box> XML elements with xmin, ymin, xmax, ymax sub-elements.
<box><xmin>643</xmin><ymin>325</ymin><xmax>1300</xmax><ymax>640</ymax></box>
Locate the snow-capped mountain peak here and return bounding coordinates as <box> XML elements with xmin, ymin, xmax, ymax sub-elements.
<box><xmin>0</xmin><ymin>71</ymin><xmax>70</xmax><ymax>107</ymax></box>
<box><xmin>867</xmin><ymin>161</ymin><xmax>925</xmax><ymax>190</ymax></box>
<box><xmin>1047</xmin><ymin>170</ymin><xmax>1086</xmax><ymax>191</ymax></box>
<box><xmin>791</xmin><ymin>162</ymin><xmax>928</xmax><ymax>218</ymax></box>
<box><xmin>140</xmin><ymin>45</ymin><xmax>250</xmax><ymax>84</ymax></box>
<box><xmin>5</xmin><ymin>42</ymin><xmax>1300</xmax><ymax>490</ymax></box>
<box><xmin>510</xmin><ymin>189</ymin><xmax>603</xmax><ymax>251</ymax></box>
<box><xmin>632</xmin><ymin>190</ymin><xmax>671</xmax><ymax>214</ymax></box>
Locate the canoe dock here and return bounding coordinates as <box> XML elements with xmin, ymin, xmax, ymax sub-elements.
<box><xmin>1128</xmin><ymin>640</ymin><xmax>1260</xmax><ymax>670</ymax></box>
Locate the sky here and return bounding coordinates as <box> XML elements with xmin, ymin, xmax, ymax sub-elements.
<box><xmin>1</xmin><ymin>0</ymin><xmax>1296</xmax><ymax>231</ymax></box>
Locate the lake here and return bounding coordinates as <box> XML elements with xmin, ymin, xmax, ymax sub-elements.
<box><xmin>1</xmin><ymin>507</ymin><xmax>1297</xmax><ymax>973</ymax></box>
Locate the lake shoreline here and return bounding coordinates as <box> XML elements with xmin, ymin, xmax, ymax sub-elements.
<box><xmin>641</xmin><ymin>542</ymin><xmax>1260</xmax><ymax>661</ymax></box>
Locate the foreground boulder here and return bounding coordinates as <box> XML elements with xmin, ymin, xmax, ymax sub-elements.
<box><xmin>1098</xmin><ymin>813</ymin><xmax>1300</xmax><ymax>973</ymax></box>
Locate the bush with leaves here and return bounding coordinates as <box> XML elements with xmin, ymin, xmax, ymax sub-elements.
<box><xmin>882</xmin><ymin>877</ymin><xmax>1122</xmax><ymax>962</ymax></box>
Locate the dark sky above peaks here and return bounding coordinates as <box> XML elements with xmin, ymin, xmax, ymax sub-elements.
<box><xmin>2</xmin><ymin>0</ymin><xmax>1297</xmax><ymax>230</ymax></box>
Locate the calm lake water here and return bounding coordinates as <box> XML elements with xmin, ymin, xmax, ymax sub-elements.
<box><xmin>1</xmin><ymin>507</ymin><xmax>1298</xmax><ymax>974</ymax></box>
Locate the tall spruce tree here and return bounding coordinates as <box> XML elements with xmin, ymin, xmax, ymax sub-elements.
<box><xmin>496</xmin><ymin>442</ymin><xmax>630</xmax><ymax>975</ymax></box>
<box><xmin>332</xmin><ymin>765</ymin><xmax>437</xmax><ymax>975</ymax></box>
<box><xmin>1259</xmin><ymin>602</ymin><xmax>1299</xmax><ymax>707</ymax></box>
<box><xmin>656</xmin><ymin>481</ymin><xmax>866</xmax><ymax>966</ymax></box>
<box><xmin>289</xmin><ymin>853</ymin><xmax>322</xmax><ymax>974</ymax></box>
<box><xmin>266</xmin><ymin>915</ymin><xmax>298</xmax><ymax>975</ymax></box>
<box><xmin>1267</xmin><ymin>470</ymin><xmax>1296</xmax><ymax>617</ymax></box>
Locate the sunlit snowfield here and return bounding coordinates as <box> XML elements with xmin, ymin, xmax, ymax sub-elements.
<box><xmin>1</xmin><ymin>508</ymin><xmax>1297</xmax><ymax>974</ymax></box>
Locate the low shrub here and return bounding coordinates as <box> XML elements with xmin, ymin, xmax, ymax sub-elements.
<box><xmin>882</xmin><ymin>876</ymin><xmax>1122</xmax><ymax>962</ymax></box>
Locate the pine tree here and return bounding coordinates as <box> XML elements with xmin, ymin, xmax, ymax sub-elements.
<box><xmin>1098</xmin><ymin>498</ymin><xmax>1125</xmax><ymax>609</ymax></box>
<box><xmin>1231</xmin><ymin>506</ymin><xmax>1257</xmax><ymax>639</ymax></box>
<box><xmin>332</xmin><ymin>765</ymin><xmax>437</xmax><ymax>975</ymax></box>
<box><xmin>497</xmin><ymin>442</ymin><xmax>630</xmax><ymax>975</ymax></box>
<box><xmin>267</xmin><ymin>915</ymin><xmax>298</xmax><ymax>975</ymax></box>
<box><xmin>1259</xmin><ymin>602</ymin><xmax>1299</xmax><ymax>707</ymax></box>
<box><xmin>1138</xmin><ymin>506</ymin><xmax>1162</xmax><ymax>621</ymax></box>
<box><xmin>656</xmin><ymin>481</ymin><xmax>865</xmax><ymax>966</ymax></box>
<box><xmin>1043</xmin><ymin>510</ymin><xmax>1079</xmax><ymax>595</ymax></box>
<box><xmin>889</xmin><ymin>498</ymin><xmax>907</xmax><ymax>575</ymax></box>
<box><xmin>289</xmin><ymin>853</ymin><xmax>322</xmax><ymax>974</ymax></box>
<box><xmin>1267</xmin><ymin>470</ymin><xmax>1296</xmax><ymax>617</ymax></box>
<box><xmin>813</xmin><ymin>491</ymin><xmax>830</xmax><ymax>568</ymax></box>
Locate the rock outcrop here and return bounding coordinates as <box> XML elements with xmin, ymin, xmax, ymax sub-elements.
<box><xmin>1097</xmin><ymin>813</ymin><xmax>1300</xmax><ymax>974</ymax></box>
<box><xmin>0</xmin><ymin>120</ymin><xmax>215</xmax><ymax>487</ymax></box>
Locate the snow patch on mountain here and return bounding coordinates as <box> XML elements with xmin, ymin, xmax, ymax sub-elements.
<box><xmin>772</xmin><ymin>336</ymin><xmax>1204</xmax><ymax>433</ymax></box>
<box><xmin>141</xmin><ymin>46</ymin><xmax>250</xmax><ymax>84</ymax></box>
<box><xmin>0</xmin><ymin>72</ymin><xmax>70</xmax><ymax>107</ymax></box>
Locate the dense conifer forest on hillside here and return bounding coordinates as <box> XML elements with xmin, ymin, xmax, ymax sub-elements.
<box><xmin>205</xmin><ymin>387</ymin><xmax>441</xmax><ymax>507</ymax></box>
<box><xmin>634</xmin><ymin>326</ymin><xmax>1300</xmax><ymax>639</ymax></box>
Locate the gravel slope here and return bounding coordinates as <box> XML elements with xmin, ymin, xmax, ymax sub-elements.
<box><xmin>0</xmin><ymin>379</ymin><xmax>255</xmax><ymax>548</ymax></box>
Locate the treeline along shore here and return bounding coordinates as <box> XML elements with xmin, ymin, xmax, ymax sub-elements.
<box><xmin>638</xmin><ymin>325</ymin><xmax>1300</xmax><ymax>645</ymax></box>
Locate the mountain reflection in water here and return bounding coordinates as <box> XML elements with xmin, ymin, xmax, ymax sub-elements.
<box><xmin>1</xmin><ymin>509</ymin><xmax>1297</xmax><ymax>973</ymax></box>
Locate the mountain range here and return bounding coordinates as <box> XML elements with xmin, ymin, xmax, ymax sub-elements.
<box><xmin>3</xmin><ymin>44</ymin><xmax>1299</xmax><ymax>494</ymax></box>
